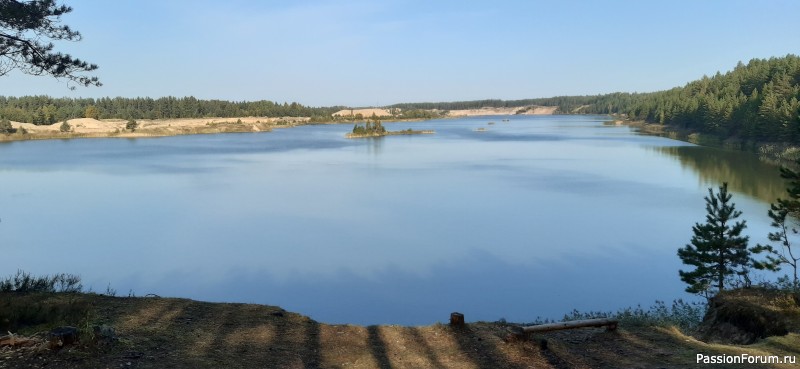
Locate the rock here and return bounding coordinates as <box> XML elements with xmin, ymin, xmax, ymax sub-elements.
<box><xmin>48</xmin><ymin>326</ymin><xmax>78</xmax><ymax>349</ymax></box>
<box><xmin>93</xmin><ymin>324</ymin><xmax>117</xmax><ymax>345</ymax></box>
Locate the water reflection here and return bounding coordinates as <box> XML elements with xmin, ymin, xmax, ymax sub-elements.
<box><xmin>652</xmin><ymin>146</ymin><xmax>788</xmax><ymax>203</ymax></box>
<box><xmin>129</xmin><ymin>249</ymin><xmax>690</xmax><ymax>326</ymax></box>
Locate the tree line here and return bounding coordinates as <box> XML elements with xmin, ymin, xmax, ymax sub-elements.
<box><xmin>625</xmin><ymin>55</ymin><xmax>800</xmax><ymax>144</ymax></box>
<box><xmin>388</xmin><ymin>94</ymin><xmax>643</xmax><ymax>115</ymax></box>
<box><xmin>0</xmin><ymin>96</ymin><xmax>342</xmax><ymax>124</ymax></box>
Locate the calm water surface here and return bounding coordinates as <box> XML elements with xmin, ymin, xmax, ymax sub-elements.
<box><xmin>0</xmin><ymin>115</ymin><xmax>785</xmax><ymax>325</ymax></box>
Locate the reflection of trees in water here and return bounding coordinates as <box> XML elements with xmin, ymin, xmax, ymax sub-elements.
<box><xmin>653</xmin><ymin>146</ymin><xmax>787</xmax><ymax>203</ymax></box>
<box><xmin>367</xmin><ymin>137</ymin><xmax>383</xmax><ymax>155</ymax></box>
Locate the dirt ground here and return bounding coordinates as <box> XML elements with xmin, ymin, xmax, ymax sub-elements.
<box><xmin>1</xmin><ymin>294</ymin><xmax>798</xmax><ymax>369</ymax></box>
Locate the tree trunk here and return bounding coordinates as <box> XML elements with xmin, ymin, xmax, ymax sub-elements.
<box><xmin>719</xmin><ymin>249</ymin><xmax>725</xmax><ymax>291</ymax></box>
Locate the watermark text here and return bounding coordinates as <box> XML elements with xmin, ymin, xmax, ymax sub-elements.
<box><xmin>697</xmin><ymin>353</ymin><xmax>796</xmax><ymax>365</ymax></box>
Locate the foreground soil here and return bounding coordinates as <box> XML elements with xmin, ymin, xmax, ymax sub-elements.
<box><xmin>1</xmin><ymin>293</ymin><xmax>799</xmax><ymax>368</ymax></box>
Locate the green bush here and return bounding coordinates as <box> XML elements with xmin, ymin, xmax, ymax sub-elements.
<box><xmin>0</xmin><ymin>118</ymin><xmax>13</xmax><ymax>134</ymax></box>
<box><xmin>126</xmin><ymin>118</ymin><xmax>138</xmax><ymax>131</ymax></box>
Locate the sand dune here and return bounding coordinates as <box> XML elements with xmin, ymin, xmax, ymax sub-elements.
<box><xmin>9</xmin><ymin>117</ymin><xmax>308</xmax><ymax>136</ymax></box>
<box><xmin>447</xmin><ymin>105</ymin><xmax>557</xmax><ymax>117</ymax></box>
<box><xmin>332</xmin><ymin>108</ymin><xmax>394</xmax><ymax>117</ymax></box>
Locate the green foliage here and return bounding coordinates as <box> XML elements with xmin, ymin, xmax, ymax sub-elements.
<box><xmin>0</xmin><ymin>270</ymin><xmax>83</xmax><ymax>293</ymax></box>
<box><xmin>126</xmin><ymin>118</ymin><xmax>138</xmax><ymax>131</ymax></box>
<box><xmin>84</xmin><ymin>105</ymin><xmax>99</xmax><ymax>119</ymax></box>
<box><xmin>0</xmin><ymin>95</ymin><xmax>342</xmax><ymax>124</ymax></box>
<box><xmin>0</xmin><ymin>117</ymin><xmax>12</xmax><ymax>134</ymax></box>
<box><xmin>398</xmin><ymin>109</ymin><xmax>445</xmax><ymax>119</ymax></box>
<box><xmin>60</xmin><ymin>120</ymin><xmax>71</xmax><ymax>132</ymax></box>
<box><xmin>625</xmin><ymin>55</ymin><xmax>800</xmax><ymax>143</ymax></box>
<box><xmin>351</xmin><ymin>119</ymin><xmax>386</xmax><ymax>135</ymax></box>
<box><xmin>751</xmin><ymin>161</ymin><xmax>800</xmax><ymax>289</ymax></box>
<box><xmin>678</xmin><ymin>183</ymin><xmax>751</xmax><ymax>296</ymax></box>
<box><xmin>0</xmin><ymin>0</ymin><xmax>100</xmax><ymax>87</ymax></box>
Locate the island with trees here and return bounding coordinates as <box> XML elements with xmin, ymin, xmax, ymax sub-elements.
<box><xmin>345</xmin><ymin>119</ymin><xmax>434</xmax><ymax>138</ymax></box>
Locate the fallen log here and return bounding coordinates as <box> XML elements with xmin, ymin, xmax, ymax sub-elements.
<box><xmin>0</xmin><ymin>334</ymin><xmax>39</xmax><ymax>348</ymax></box>
<box><xmin>521</xmin><ymin>318</ymin><xmax>618</xmax><ymax>333</ymax></box>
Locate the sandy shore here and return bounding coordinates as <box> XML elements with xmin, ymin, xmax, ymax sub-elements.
<box><xmin>4</xmin><ymin>116</ymin><xmax>310</xmax><ymax>141</ymax></box>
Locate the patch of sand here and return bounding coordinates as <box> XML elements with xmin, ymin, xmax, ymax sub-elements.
<box><xmin>332</xmin><ymin>108</ymin><xmax>394</xmax><ymax>117</ymax></box>
<box><xmin>447</xmin><ymin>105</ymin><xmax>557</xmax><ymax>117</ymax></box>
<box><xmin>10</xmin><ymin>117</ymin><xmax>309</xmax><ymax>135</ymax></box>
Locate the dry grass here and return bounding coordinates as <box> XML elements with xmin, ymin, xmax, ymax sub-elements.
<box><xmin>1</xmin><ymin>293</ymin><xmax>798</xmax><ymax>368</ymax></box>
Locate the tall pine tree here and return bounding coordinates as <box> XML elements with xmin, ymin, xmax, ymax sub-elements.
<box><xmin>678</xmin><ymin>183</ymin><xmax>751</xmax><ymax>296</ymax></box>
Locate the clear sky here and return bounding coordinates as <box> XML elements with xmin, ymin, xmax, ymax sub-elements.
<box><xmin>3</xmin><ymin>0</ymin><xmax>799</xmax><ymax>107</ymax></box>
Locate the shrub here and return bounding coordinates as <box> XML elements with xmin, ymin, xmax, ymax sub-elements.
<box><xmin>0</xmin><ymin>270</ymin><xmax>83</xmax><ymax>293</ymax></box>
<box><xmin>0</xmin><ymin>118</ymin><xmax>13</xmax><ymax>134</ymax></box>
<box><xmin>525</xmin><ymin>299</ymin><xmax>707</xmax><ymax>333</ymax></box>
<box><xmin>126</xmin><ymin>118</ymin><xmax>138</xmax><ymax>131</ymax></box>
<box><xmin>60</xmin><ymin>120</ymin><xmax>71</xmax><ymax>132</ymax></box>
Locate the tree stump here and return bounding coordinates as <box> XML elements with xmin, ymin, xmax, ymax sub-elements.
<box><xmin>48</xmin><ymin>326</ymin><xmax>78</xmax><ymax>349</ymax></box>
<box><xmin>450</xmin><ymin>312</ymin><xmax>465</xmax><ymax>327</ymax></box>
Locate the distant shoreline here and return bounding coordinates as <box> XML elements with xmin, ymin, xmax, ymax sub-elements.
<box><xmin>0</xmin><ymin>105</ymin><xmax>558</xmax><ymax>143</ymax></box>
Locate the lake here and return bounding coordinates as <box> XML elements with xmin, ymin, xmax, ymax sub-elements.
<box><xmin>0</xmin><ymin>115</ymin><xmax>786</xmax><ymax>325</ymax></box>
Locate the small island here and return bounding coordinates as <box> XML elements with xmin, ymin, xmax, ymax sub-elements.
<box><xmin>346</xmin><ymin>119</ymin><xmax>434</xmax><ymax>138</ymax></box>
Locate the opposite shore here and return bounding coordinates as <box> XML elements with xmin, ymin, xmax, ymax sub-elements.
<box><xmin>0</xmin><ymin>105</ymin><xmax>558</xmax><ymax>143</ymax></box>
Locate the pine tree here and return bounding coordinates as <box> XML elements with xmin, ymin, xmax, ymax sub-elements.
<box><xmin>0</xmin><ymin>0</ymin><xmax>100</xmax><ymax>87</ymax></box>
<box><xmin>678</xmin><ymin>183</ymin><xmax>751</xmax><ymax>296</ymax></box>
<box><xmin>750</xmin><ymin>163</ymin><xmax>800</xmax><ymax>289</ymax></box>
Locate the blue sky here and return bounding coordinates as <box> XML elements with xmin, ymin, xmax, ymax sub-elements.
<box><xmin>3</xmin><ymin>0</ymin><xmax>799</xmax><ymax>106</ymax></box>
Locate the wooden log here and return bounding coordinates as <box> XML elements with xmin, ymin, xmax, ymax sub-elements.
<box><xmin>521</xmin><ymin>318</ymin><xmax>618</xmax><ymax>333</ymax></box>
<box><xmin>450</xmin><ymin>312</ymin><xmax>465</xmax><ymax>327</ymax></box>
<box><xmin>0</xmin><ymin>335</ymin><xmax>38</xmax><ymax>348</ymax></box>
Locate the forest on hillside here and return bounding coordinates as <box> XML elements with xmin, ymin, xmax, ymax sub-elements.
<box><xmin>624</xmin><ymin>55</ymin><xmax>800</xmax><ymax>143</ymax></box>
